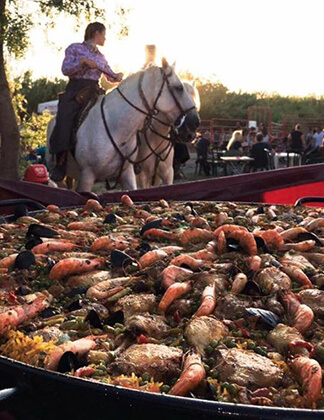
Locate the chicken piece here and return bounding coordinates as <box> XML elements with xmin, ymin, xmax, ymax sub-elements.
<box><xmin>184</xmin><ymin>316</ymin><xmax>229</xmax><ymax>355</ymax></box>
<box><xmin>109</xmin><ymin>343</ymin><xmax>182</xmax><ymax>382</ymax></box>
<box><xmin>256</xmin><ymin>267</ymin><xmax>291</xmax><ymax>295</ymax></box>
<box><xmin>214</xmin><ymin>293</ymin><xmax>258</xmax><ymax>320</ymax></box>
<box><xmin>116</xmin><ymin>293</ymin><xmax>156</xmax><ymax>318</ymax></box>
<box><xmin>125</xmin><ymin>313</ymin><xmax>170</xmax><ymax>339</ymax></box>
<box><xmin>267</xmin><ymin>324</ymin><xmax>309</xmax><ymax>356</ymax></box>
<box><xmin>67</xmin><ymin>270</ymin><xmax>113</xmax><ymax>288</ymax></box>
<box><xmin>29</xmin><ymin>327</ymin><xmax>63</xmax><ymax>342</ymax></box>
<box><xmin>167</xmin><ymin>299</ymin><xmax>194</xmax><ymax>318</ymax></box>
<box><xmin>298</xmin><ymin>289</ymin><xmax>324</xmax><ymax>319</ymax></box>
<box><xmin>215</xmin><ymin>348</ymin><xmax>283</xmax><ymax>389</ymax></box>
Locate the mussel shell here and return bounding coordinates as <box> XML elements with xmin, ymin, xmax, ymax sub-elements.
<box><xmin>111</xmin><ymin>250</ymin><xmax>134</xmax><ymax>268</ymax></box>
<box><xmin>136</xmin><ymin>242</ymin><xmax>151</xmax><ymax>255</ymax></box>
<box><xmin>26</xmin><ymin>224</ymin><xmax>59</xmax><ymax>239</ymax></box>
<box><xmin>16</xmin><ymin>285</ymin><xmax>32</xmax><ymax>296</ymax></box>
<box><xmin>142</xmin><ymin>204</ymin><xmax>152</xmax><ymax>212</ymax></box>
<box><xmin>296</xmin><ymin>232</ymin><xmax>323</xmax><ymax>247</ymax></box>
<box><xmin>104</xmin><ymin>310</ymin><xmax>124</xmax><ymax>326</ymax></box>
<box><xmin>84</xmin><ymin>309</ymin><xmax>102</xmax><ymax>328</ymax></box>
<box><xmin>242</xmin><ymin>280</ymin><xmax>262</xmax><ymax>296</ymax></box>
<box><xmin>226</xmin><ymin>238</ymin><xmax>243</xmax><ymax>252</ymax></box>
<box><xmin>140</xmin><ymin>219</ymin><xmax>162</xmax><ymax>236</ymax></box>
<box><xmin>256</xmin><ymin>206</ymin><xmax>264</xmax><ymax>214</ymax></box>
<box><xmin>184</xmin><ymin>202</ymin><xmax>198</xmax><ymax>216</ymax></box>
<box><xmin>57</xmin><ymin>351</ymin><xmax>77</xmax><ymax>373</ymax></box>
<box><xmin>103</xmin><ymin>213</ymin><xmax>117</xmax><ymax>224</ymax></box>
<box><xmin>13</xmin><ymin>204</ymin><xmax>29</xmax><ymax>221</ymax></box>
<box><xmin>25</xmin><ymin>237</ymin><xmax>43</xmax><ymax>250</ymax></box>
<box><xmin>130</xmin><ymin>279</ymin><xmax>150</xmax><ymax>293</ymax></box>
<box><xmin>65</xmin><ymin>286</ymin><xmax>89</xmax><ymax>298</ymax></box>
<box><xmin>172</xmin><ymin>213</ymin><xmax>185</xmax><ymax>221</ymax></box>
<box><xmin>254</xmin><ymin>236</ymin><xmax>270</xmax><ymax>253</ymax></box>
<box><xmin>245</xmin><ymin>307</ymin><xmax>280</xmax><ymax>328</ymax></box>
<box><xmin>14</xmin><ymin>251</ymin><xmax>36</xmax><ymax>270</ymax></box>
<box><xmin>40</xmin><ymin>306</ymin><xmax>61</xmax><ymax>318</ymax></box>
<box><xmin>65</xmin><ymin>298</ymin><xmax>83</xmax><ymax>312</ymax></box>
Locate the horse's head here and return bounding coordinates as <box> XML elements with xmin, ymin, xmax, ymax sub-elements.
<box><xmin>175</xmin><ymin>81</ymin><xmax>201</xmax><ymax>143</ymax></box>
<box><xmin>151</xmin><ymin>58</ymin><xmax>200</xmax><ymax>142</ymax></box>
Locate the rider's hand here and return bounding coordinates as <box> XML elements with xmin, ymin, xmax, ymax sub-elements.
<box><xmin>80</xmin><ymin>58</ymin><xmax>98</xmax><ymax>69</ymax></box>
<box><xmin>115</xmin><ymin>72</ymin><xmax>123</xmax><ymax>82</ymax></box>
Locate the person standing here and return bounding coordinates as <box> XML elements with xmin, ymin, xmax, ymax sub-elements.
<box><xmin>287</xmin><ymin>124</ymin><xmax>305</xmax><ymax>154</ymax></box>
<box><xmin>50</xmin><ymin>22</ymin><xmax>123</xmax><ymax>181</ymax></box>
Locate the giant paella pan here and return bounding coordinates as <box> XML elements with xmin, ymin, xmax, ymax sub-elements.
<box><xmin>0</xmin><ymin>195</ymin><xmax>323</xmax><ymax>420</ymax></box>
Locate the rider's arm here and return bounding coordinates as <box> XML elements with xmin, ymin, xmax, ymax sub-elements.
<box><xmin>100</xmin><ymin>55</ymin><xmax>123</xmax><ymax>82</ymax></box>
<box><xmin>62</xmin><ymin>44</ymin><xmax>84</xmax><ymax>77</ymax></box>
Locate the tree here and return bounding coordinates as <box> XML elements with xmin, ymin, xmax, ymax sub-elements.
<box><xmin>0</xmin><ymin>0</ymin><xmax>128</xmax><ymax>180</ymax></box>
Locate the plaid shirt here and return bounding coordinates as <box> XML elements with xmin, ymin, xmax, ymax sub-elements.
<box><xmin>61</xmin><ymin>41</ymin><xmax>118</xmax><ymax>81</ymax></box>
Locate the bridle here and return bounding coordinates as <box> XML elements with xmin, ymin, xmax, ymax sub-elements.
<box><xmin>100</xmin><ymin>67</ymin><xmax>196</xmax><ymax>186</ymax></box>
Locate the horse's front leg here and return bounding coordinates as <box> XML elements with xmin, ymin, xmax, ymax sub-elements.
<box><xmin>76</xmin><ymin>167</ymin><xmax>96</xmax><ymax>192</ymax></box>
<box><xmin>120</xmin><ymin>163</ymin><xmax>137</xmax><ymax>190</ymax></box>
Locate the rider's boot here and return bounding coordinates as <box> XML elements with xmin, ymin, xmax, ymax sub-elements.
<box><xmin>51</xmin><ymin>151</ymin><xmax>67</xmax><ymax>182</ymax></box>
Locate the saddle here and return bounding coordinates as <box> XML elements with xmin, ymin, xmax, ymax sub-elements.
<box><xmin>74</xmin><ymin>85</ymin><xmax>105</xmax><ymax>132</ymax></box>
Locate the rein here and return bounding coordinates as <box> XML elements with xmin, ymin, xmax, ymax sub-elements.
<box><xmin>100</xmin><ymin>67</ymin><xmax>195</xmax><ymax>186</ymax></box>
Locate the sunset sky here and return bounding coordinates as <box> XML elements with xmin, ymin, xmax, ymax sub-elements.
<box><xmin>11</xmin><ymin>0</ymin><xmax>324</xmax><ymax>97</ymax></box>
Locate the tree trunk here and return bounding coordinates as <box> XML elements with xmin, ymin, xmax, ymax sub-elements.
<box><xmin>0</xmin><ymin>0</ymin><xmax>20</xmax><ymax>180</ymax></box>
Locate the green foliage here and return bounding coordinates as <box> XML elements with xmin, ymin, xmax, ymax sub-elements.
<box><xmin>20</xmin><ymin>110</ymin><xmax>52</xmax><ymax>151</ymax></box>
<box><xmin>17</xmin><ymin>71</ymin><xmax>66</xmax><ymax>115</ymax></box>
<box><xmin>0</xmin><ymin>2</ymin><xmax>32</xmax><ymax>57</ymax></box>
<box><xmin>196</xmin><ymin>82</ymin><xmax>324</xmax><ymax>125</ymax></box>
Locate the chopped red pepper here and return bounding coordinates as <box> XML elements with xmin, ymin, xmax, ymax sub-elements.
<box><xmin>137</xmin><ymin>334</ymin><xmax>149</xmax><ymax>344</ymax></box>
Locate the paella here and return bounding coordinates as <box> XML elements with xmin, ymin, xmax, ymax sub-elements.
<box><xmin>0</xmin><ymin>196</ymin><xmax>323</xmax><ymax>410</ymax></box>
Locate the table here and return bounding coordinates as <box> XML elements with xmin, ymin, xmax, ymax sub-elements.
<box><xmin>220</xmin><ymin>156</ymin><xmax>254</xmax><ymax>175</ymax></box>
<box><xmin>273</xmin><ymin>152</ymin><xmax>302</xmax><ymax>169</ymax></box>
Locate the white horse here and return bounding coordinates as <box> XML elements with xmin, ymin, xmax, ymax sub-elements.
<box><xmin>136</xmin><ymin>82</ymin><xmax>200</xmax><ymax>189</ymax></box>
<box><xmin>47</xmin><ymin>59</ymin><xmax>200</xmax><ymax>192</ymax></box>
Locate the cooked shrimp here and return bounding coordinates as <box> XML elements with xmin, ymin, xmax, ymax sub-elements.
<box><xmin>142</xmin><ymin>228</ymin><xmax>179</xmax><ymax>242</ymax></box>
<box><xmin>134</xmin><ymin>210</ymin><xmax>151</xmax><ymax>220</ymax></box>
<box><xmin>214</xmin><ymin>224</ymin><xmax>248</xmax><ymax>238</ymax></box>
<box><xmin>170</xmin><ymin>255</ymin><xmax>204</xmax><ymax>271</ymax></box>
<box><xmin>67</xmin><ymin>222</ymin><xmax>99</xmax><ymax>232</ymax></box>
<box><xmin>301</xmin><ymin>252</ymin><xmax>324</xmax><ymax>264</ymax></box>
<box><xmin>247</xmin><ymin>255</ymin><xmax>262</xmax><ymax>271</ymax></box>
<box><xmin>280</xmin><ymin>290</ymin><xmax>314</xmax><ymax>334</ymax></box>
<box><xmin>90</xmin><ymin>236</ymin><xmax>130</xmax><ymax>252</ymax></box>
<box><xmin>217</xmin><ymin>230</ymin><xmax>227</xmax><ymax>254</ymax></box>
<box><xmin>32</xmin><ymin>241</ymin><xmax>79</xmax><ymax>255</ymax></box>
<box><xmin>161</xmin><ymin>265</ymin><xmax>193</xmax><ymax>289</ymax></box>
<box><xmin>121</xmin><ymin>194</ymin><xmax>135</xmax><ymax>208</ymax></box>
<box><xmin>0</xmin><ymin>254</ymin><xmax>18</xmax><ymax>269</ymax></box>
<box><xmin>158</xmin><ymin>281</ymin><xmax>192</xmax><ymax>313</ymax></box>
<box><xmin>280</xmin><ymin>227</ymin><xmax>308</xmax><ymax>241</ymax></box>
<box><xmin>0</xmin><ymin>294</ymin><xmax>50</xmax><ymax>334</ymax></box>
<box><xmin>195</xmin><ymin>284</ymin><xmax>216</xmax><ymax>317</ymax></box>
<box><xmin>281</xmin><ymin>264</ymin><xmax>313</xmax><ymax>289</ymax></box>
<box><xmin>169</xmin><ymin>351</ymin><xmax>205</xmax><ymax>396</ymax></box>
<box><xmin>139</xmin><ymin>249</ymin><xmax>168</xmax><ymax>268</ymax></box>
<box><xmin>84</xmin><ymin>199</ymin><xmax>103</xmax><ymax>212</ymax></box>
<box><xmin>306</xmin><ymin>218</ymin><xmax>324</xmax><ymax>232</ymax></box>
<box><xmin>190</xmin><ymin>249</ymin><xmax>217</xmax><ymax>261</ymax></box>
<box><xmin>159</xmin><ymin>246</ymin><xmax>183</xmax><ymax>255</ymax></box>
<box><xmin>180</xmin><ymin>228</ymin><xmax>213</xmax><ymax>245</ymax></box>
<box><xmin>46</xmin><ymin>204</ymin><xmax>60</xmax><ymax>213</ymax></box>
<box><xmin>254</xmin><ymin>229</ymin><xmax>285</xmax><ymax>251</ymax></box>
<box><xmin>45</xmin><ymin>335</ymin><xmax>103</xmax><ymax>371</ymax></box>
<box><xmin>159</xmin><ymin>199</ymin><xmax>169</xmax><ymax>208</ymax></box>
<box><xmin>86</xmin><ymin>277</ymin><xmax>131</xmax><ymax>300</ymax></box>
<box><xmin>291</xmin><ymin>356</ymin><xmax>322</xmax><ymax>408</ymax></box>
<box><xmin>190</xmin><ymin>217</ymin><xmax>211</xmax><ymax>231</ymax></box>
<box><xmin>228</xmin><ymin>231</ymin><xmax>257</xmax><ymax>256</ymax></box>
<box><xmin>280</xmin><ymin>240</ymin><xmax>316</xmax><ymax>252</ymax></box>
<box><xmin>49</xmin><ymin>258</ymin><xmax>105</xmax><ymax>280</ymax></box>
<box><xmin>214</xmin><ymin>212</ymin><xmax>228</xmax><ymax>227</ymax></box>
<box><xmin>232</xmin><ymin>273</ymin><xmax>248</xmax><ymax>294</ymax></box>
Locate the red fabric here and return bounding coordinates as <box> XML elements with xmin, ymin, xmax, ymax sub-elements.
<box><xmin>0</xmin><ymin>164</ymin><xmax>322</xmax><ymax>214</ymax></box>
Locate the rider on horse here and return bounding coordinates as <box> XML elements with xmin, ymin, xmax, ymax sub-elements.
<box><xmin>50</xmin><ymin>22</ymin><xmax>123</xmax><ymax>182</ymax></box>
